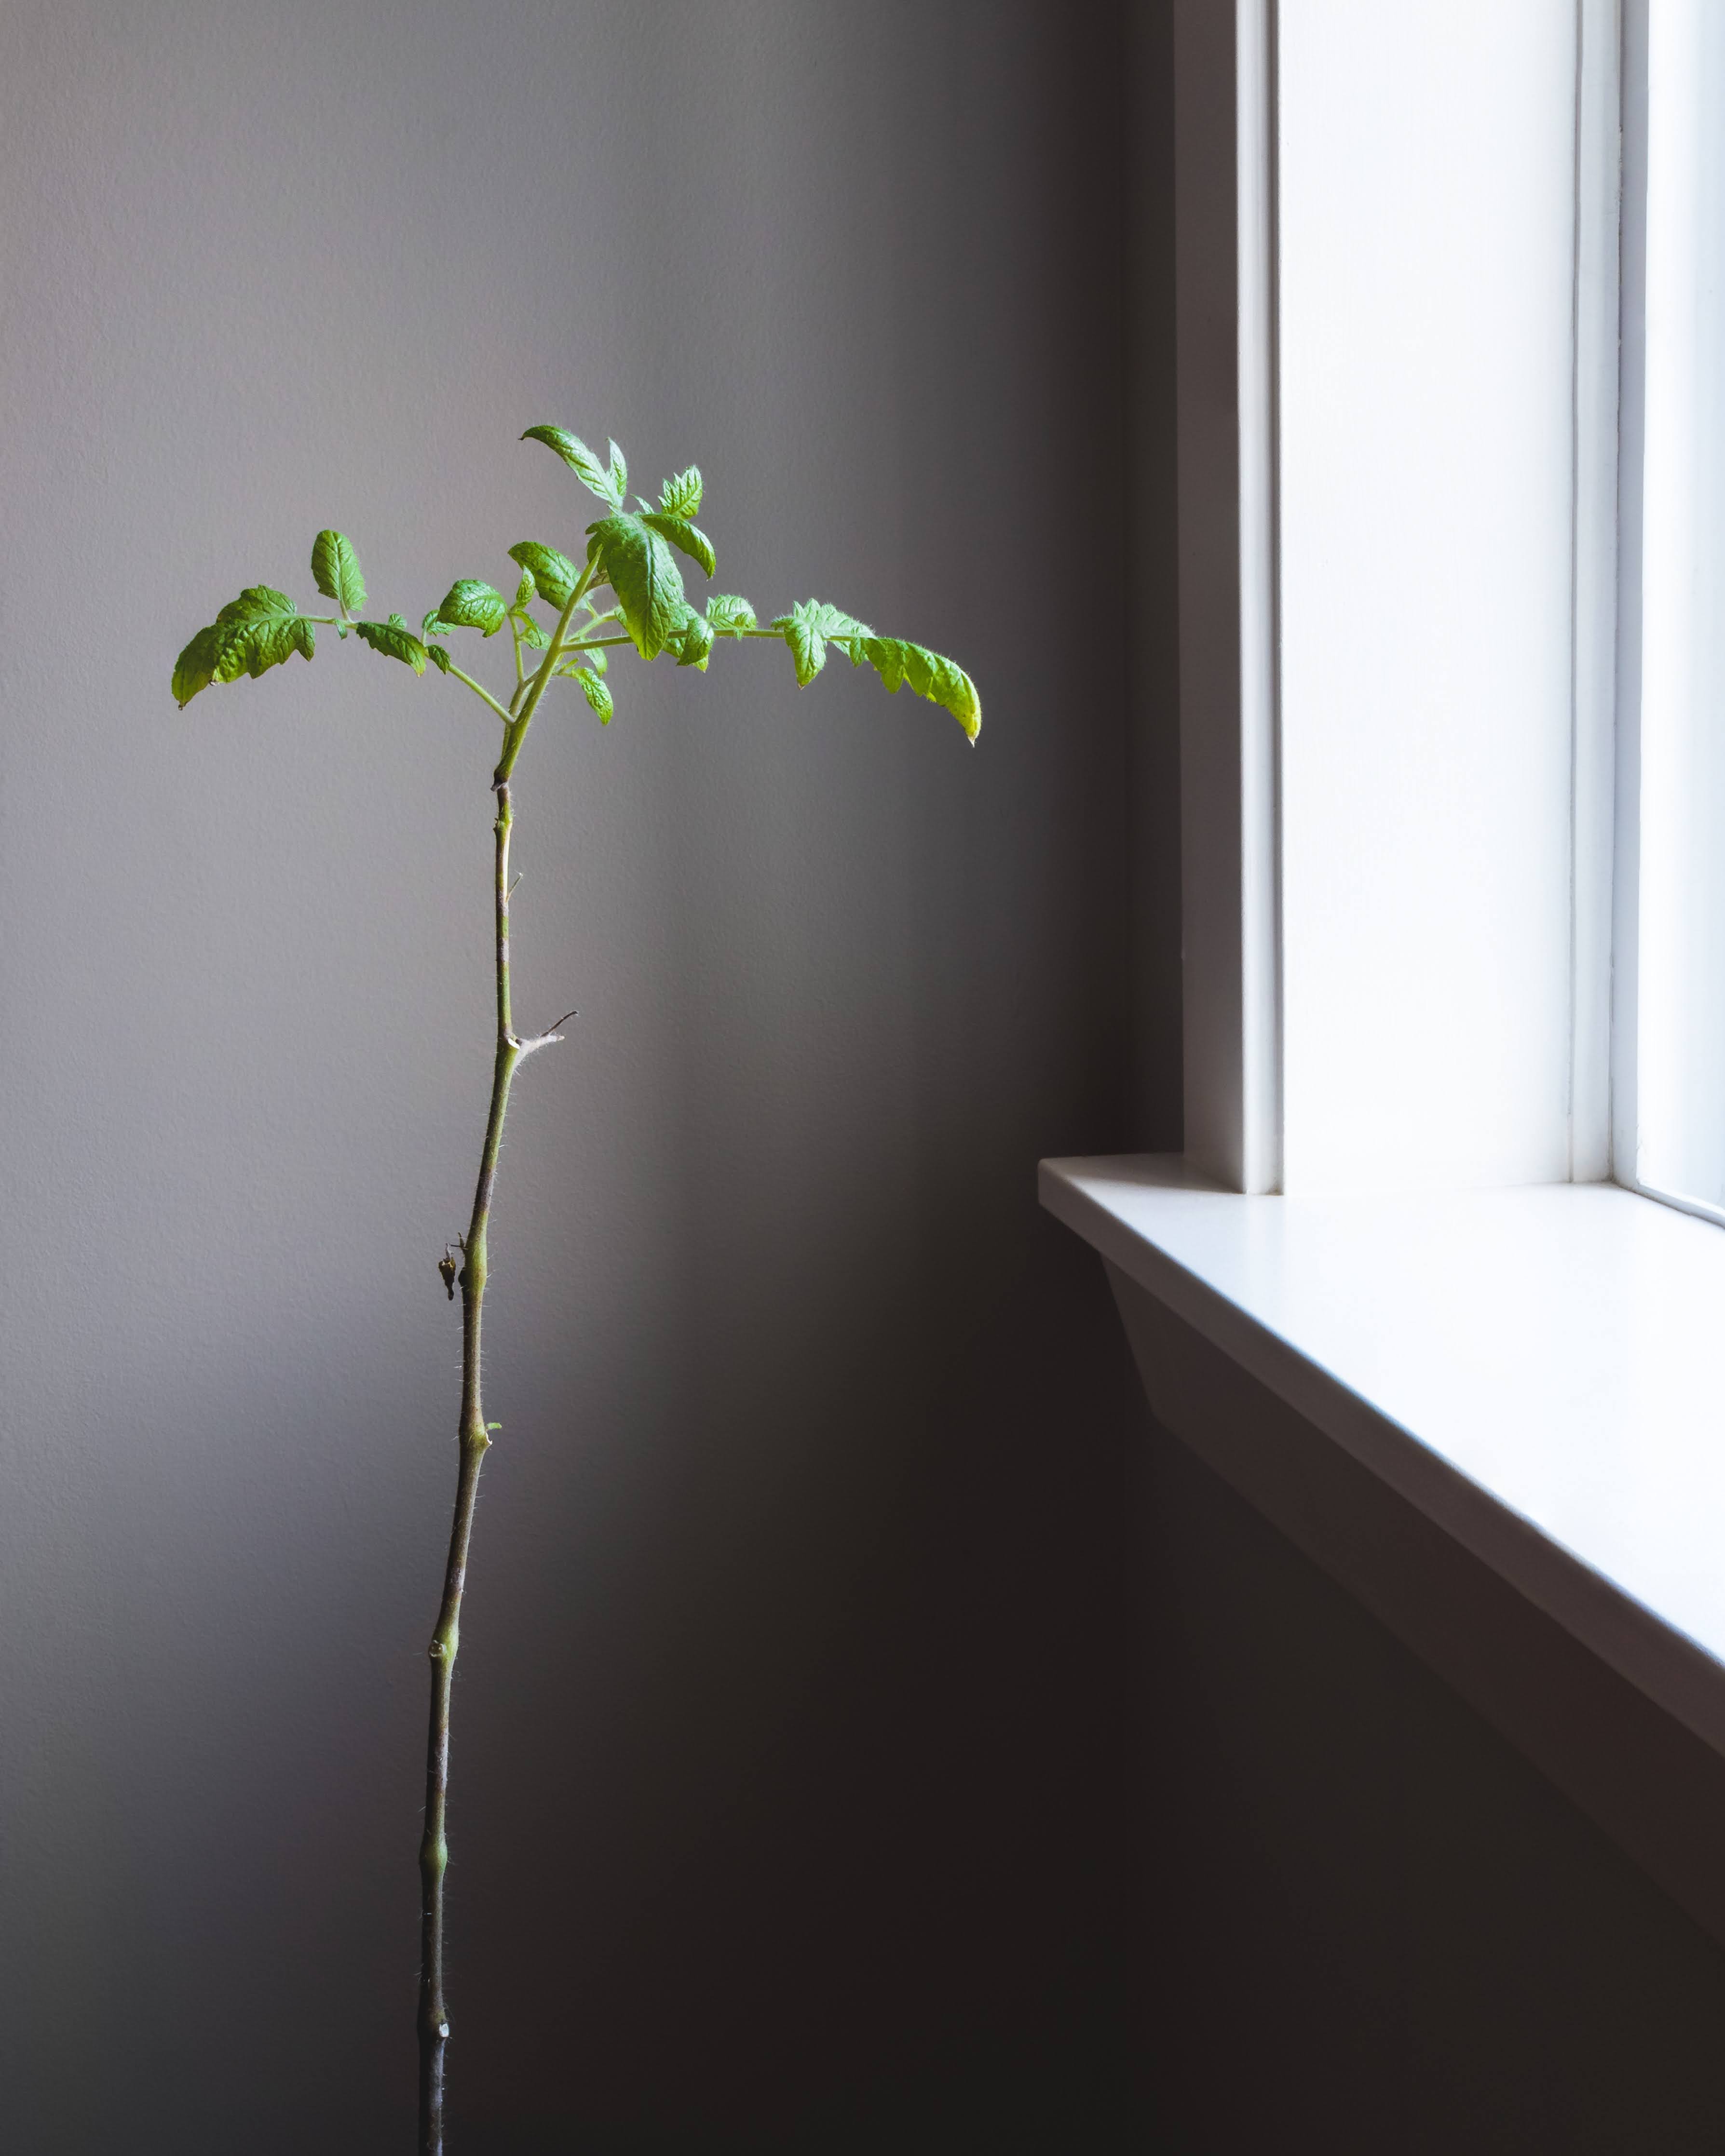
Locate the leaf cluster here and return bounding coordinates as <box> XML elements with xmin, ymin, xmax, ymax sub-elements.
<box><xmin>171</xmin><ymin>431</ymin><xmax>980</xmax><ymax>744</ymax></box>
<box><xmin>172</xmin><ymin>532</ymin><xmax>431</xmax><ymax>706</ymax></box>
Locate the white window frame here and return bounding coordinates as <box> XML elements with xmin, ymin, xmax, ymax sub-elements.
<box><xmin>1611</xmin><ymin>0</ymin><xmax>1725</xmax><ymax>1230</ymax></box>
<box><xmin>1172</xmin><ymin>0</ymin><xmax>1281</xmax><ymax>1194</ymax></box>
<box><xmin>1167</xmin><ymin>0</ymin><xmax>1701</xmax><ymax>1210</ymax></box>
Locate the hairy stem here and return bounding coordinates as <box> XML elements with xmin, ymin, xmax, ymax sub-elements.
<box><xmin>418</xmin><ymin>779</ymin><xmax>524</xmax><ymax>2155</ymax></box>
<box><xmin>444</xmin><ymin>660</ymin><xmax>514</xmax><ymax>725</ymax></box>
<box><xmin>494</xmin><ymin>561</ymin><xmax>604</xmax><ymax>787</ymax></box>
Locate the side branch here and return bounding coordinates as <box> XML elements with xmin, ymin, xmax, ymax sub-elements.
<box><xmin>509</xmin><ymin>1007</ymin><xmax>577</xmax><ymax>1061</ymax></box>
<box><xmin>444</xmin><ymin>662</ymin><xmax>514</xmax><ymax>725</ymax></box>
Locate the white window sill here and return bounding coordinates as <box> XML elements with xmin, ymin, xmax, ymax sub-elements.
<box><xmin>1042</xmin><ymin>1152</ymin><xmax>1725</xmax><ymax>1942</ymax></box>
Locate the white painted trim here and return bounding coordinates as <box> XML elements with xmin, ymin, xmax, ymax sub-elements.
<box><xmin>1608</xmin><ymin>0</ymin><xmax>1725</xmax><ymax>1233</ymax></box>
<box><xmin>1571</xmin><ymin>0</ymin><xmax>1622</xmax><ymax>1183</ymax></box>
<box><xmin>1173</xmin><ymin>0</ymin><xmax>1244</xmax><ymax>1189</ymax></box>
<box><xmin>1237</xmin><ymin>0</ymin><xmax>1282</xmax><ymax>1197</ymax></box>
<box><xmin>1612</xmin><ymin>0</ymin><xmax>1649</xmax><ymax>1192</ymax></box>
<box><xmin>1040</xmin><ymin>1155</ymin><xmax>1725</xmax><ymax>1770</ymax></box>
<box><xmin>1172</xmin><ymin>0</ymin><xmax>1282</xmax><ymax>1196</ymax></box>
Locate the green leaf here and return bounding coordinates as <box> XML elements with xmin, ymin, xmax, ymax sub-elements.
<box><xmin>355</xmin><ymin>614</ymin><xmax>428</xmax><ymax>674</ymax></box>
<box><xmin>705</xmin><ymin>593</ymin><xmax>757</xmax><ymax>637</ymax></box>
<box><xmin>586</xmin><ymin>513</ymin><xmax>686</xmax><ymax>661</ymax></box>
<box><xmin>216</xmin><ymin>617</ymin><xmax>316</xmax><ymax>682</ymax></box>
<box><xmin>607</xmin><ymin>439</ymin><xmax>627</xmax><ymax>506</ymax></box>
<box><xmin>769</xmin><ymin>599</ymin><xmax>874</xmax><ymax>688</ymax></box>
<box><xmin>783</xmin><ymin>600</ymin><xmax>873</xmax><ymax>641</ymax></box>
<box><xmin>421</xmin><ymin>610</ymin><xmax>448</xmax><ymax>641</ymax></box>
<box><xmin>211</xmin><ymin>587</ymin><xmax>317</xmax><ymax>684</ymax></box>
<box><xmin>171</xmin><ymin>623</ymin><xmax>221</xmax><ymax>708</ymax></box>
<box><xmin>513</xmin><ymin>569</ymin><xmax>538</xmax><ymax>612</ymax></box>
<box><xmin>785</xmin><ymin>617</ymin><xmax>824</xmax><ymax>684</ymax></box>
<box><xmin>216</xmin><ymin>584</ymin><xmax>298</xmax><ymax>627</ymax></box>
<box><xmin>520</xmin><ymin>425</ymin><xmax>623</xmax><ymax>508</ymax></box>
<box><xmin>857</xmin><ymin>636</ymin><xmax>981</xmax><ymax>742</ymax></box>
<box><xmin>676</xmin><ymin>611</ymin><xmax>715</xmax><ymax>671</ymax></box>
<box><xmin>311</xmin><ymin>530</ymin><xmax>366</xmax><ymax>615</ymax></box>
<box><xmin>512</xmin><ymin>610</ymin><xmax>550</xmax><ymax>648</ymax></box>
<box><xmin>426</xmin><ymin>642</ymin><xmax>452</xmax><ymax>674</ymax></box>
<box><xmin>576</xmin><ymin>669</ymin><xmax>614</xmax><ymax>724</ymax></box>
<box><xmin>433</xmin><ymin>579</ymin><xmax>508</xmax><ymax>636</ymax></box>
<box><xmin>639</xmin><ymin>511</ymin><xmax>716</xmax><ymax>579</ymax></box>
<box><xmin>658</xmin><ymin>465</ymin><xmax>704</xmax><ymax>517</ymax></box>
<box><xmin>507</xmin><ymin>541</ymin><xmax>581</xmax><ymax>610</ymax></box>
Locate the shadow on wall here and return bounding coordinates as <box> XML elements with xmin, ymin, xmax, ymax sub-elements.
<box><xmin>453</xmin><ymin>1218</ymin><xmax>1154</xmax><ymax>2156</ymax></box>
<box><xmin>0</xmin><ymin>0</ymin><xmax>1181</xmax><ymax>2148</ymax></box>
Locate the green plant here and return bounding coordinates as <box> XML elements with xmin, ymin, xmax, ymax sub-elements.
<box><xmin>171</xmin><ymin>425</ymin><xmax>979</xmax><ymax>2154</ymax></box>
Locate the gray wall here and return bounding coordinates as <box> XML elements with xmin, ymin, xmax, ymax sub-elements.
<box><xmin>0</xmin><ymin>2</ymin><xmax>1166</xmax><ymax>2148</ymax></box>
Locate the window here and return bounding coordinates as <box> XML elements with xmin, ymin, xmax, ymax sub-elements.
<box><xmin>1173</xmin><ymin>0</ymin><xmax>1615</xmax><ymax>1198</ymax></box>
<box><xmin>1620</xmin><ymin>0</ymin><xmax>1725</xmax><ymax>1225</ymax></box>
<box><xmin>1170</xmin><ymin>0</ymin><xmax>1725</xmax><ymax>1226</ymax></box>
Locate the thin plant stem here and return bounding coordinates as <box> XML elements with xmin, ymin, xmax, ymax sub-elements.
<box><xmin>416</xmin><ymin>584</ymin><xmax>602</xmax><ymax>2156</ymax></box>
<box><xmin>417</xmin><ymin>778</ymin><xmax>526</xmax><ymax>2155</ymax></box>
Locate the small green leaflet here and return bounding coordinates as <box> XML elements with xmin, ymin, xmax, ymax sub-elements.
<box><xmin>658</xmin><ymin>466</ymin><xmax>703</xmax><ymax>517</ymax></box>
<box><xmin>355</xmin><ymin>614</ymin><xmax>428</xmax><ymax>674</ymax></box>
<box><xmin>705</xmin><ymin>593</ymin><xmax>757</xmax><ymax>637</ymax></box>
<box><xmin>856</xmin><ymin>636</ymin><xmax>981</xmax><ymax>741</ymax></box>
<box><xmin>426</xmin><ymin>643</ymin><xmax>452</xmax><ymax>674</ymax></box>
<box><xmin>676</xmin><ymin>612</ymin><xmax>715</xmax><ymax>671</ymax></box>
<box><xmin>639</xmin><ymin>511</ymin><xmax>715</xmax><ymax>579</ymax></box>
<box><xmin>433</xmin><ymin>580</ymin><xmax>508</xmax><ymax>636</ymax></box>
<box><xmin>216</xmin><ymin>586</ymin><xmax>297</xmax><ymax>625</ymax></box>
<box><xmin>586</xmin><ymin>514</ymin><xmax>687</xmax><ymax>661</ymax></box>
<box><xmin>576</xmin><ymin>670</ymin><xmax>614</xmax><ymax>723</ymax></box>
<box><xmin>513</xmin><ymin>611</ymin><xmax>550</xmax><ymax>649</ymax></box>
<box><xmin>513</xmin><ymin>570</ymin><xmax>537</xmax><ymax>612</ymax></box>
<box><xmin>770</xmin><ymin>599</ymin><xmax>873</xmax><ymax>687</ymax></box>
<box><xmin>311</xmin><ymin>530</ymin><xmax>366</xmax><ymax>616</ymax></box>
<box><xmin>606</xmin><ymin>440</ymin><xmax>627</xmax><ymax>507</ymax></box>
<box><xmin>520</xmin><ymin>426</ymin><xmax>623</xmax><ymax>509</ymax></box>
<box><xmin>171</xmin><ymin>587</ymin><xmax>321</xmax><ymax>705</ymax></box>
<box><xmin>172</xmin><ymin>624</ymin><xmax>222</xmax><ymax>707</ymax></box>
<box><xmin>214</xmin><ymin>586</ymin><xmax>317</xmax><ymax>684</ymax></box>
<box><xmin>507</xmin><ymin>541</ymin><xmax>581</xmax><ymax>610</ymax></box>
<box><xmin>217</xmin><ymin>612</ymin><xmax>315</xmax><ymax>680</ymax></box>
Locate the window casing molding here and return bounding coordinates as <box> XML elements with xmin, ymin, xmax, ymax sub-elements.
<box><xmin>1612</xmin><ymin>0</ymin><xmax>1725</xmax><ymax>1230</ymax></box>
<box><xmin>1572</xmin><ymin>0</ymin><xmax>1625</xmax><ymax>1186</ymax></box>
<box><xmin>1172</xmin><ymin>0</ymin><xmax>1281</xmax><ymax>1195</ymax></box>
<box><xmin>1177</xmin><ymin>0</ymin><xmax>1634</xmax><ymax>1201</ymax></box>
